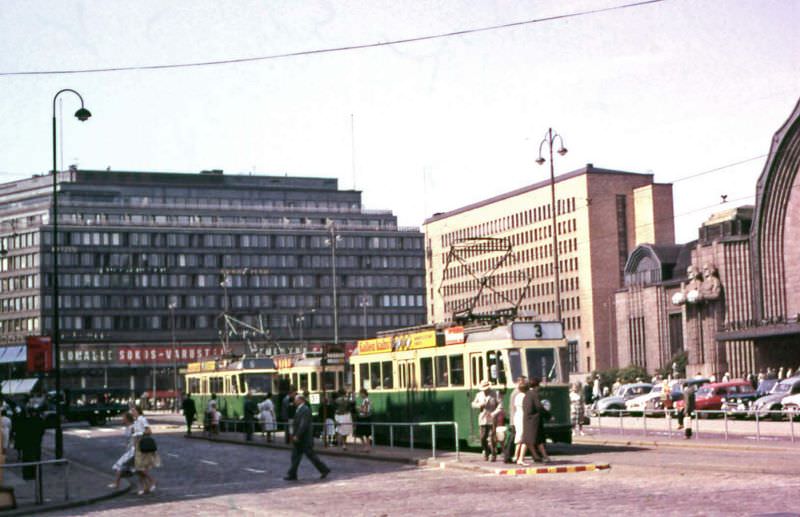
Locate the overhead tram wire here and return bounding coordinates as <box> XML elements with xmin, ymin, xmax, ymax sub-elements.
<box><xmin>0</xmin><ymin>0</ymin><xmax>668</xmax><ymax>77</ymax></box>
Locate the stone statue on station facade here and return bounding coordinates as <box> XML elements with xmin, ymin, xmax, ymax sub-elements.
<box><xmin>671</xmin><ymin>262</ymin><xmax>725</xmax><ymax>379</ymax></box>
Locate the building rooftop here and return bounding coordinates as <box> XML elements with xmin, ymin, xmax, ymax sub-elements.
<box><xmin>423</xmin><ymin>163</ymin><xmax>654</xmax><ymax>225</ymax></box>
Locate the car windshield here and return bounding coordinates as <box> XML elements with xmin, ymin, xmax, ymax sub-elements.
<box><xmin>696</xmin><ymin>386</ymin><xmax>713</xmax><ymax>396</ymax></box>
<box><xmin>615</xmin><ymin>386</ymin><xmax>627</xmax><ymax>397</ymax></box>
<box><xmin>773</xmin><ymin>382</ymin><xmax>792</xmax><ymax>393</ymax></box>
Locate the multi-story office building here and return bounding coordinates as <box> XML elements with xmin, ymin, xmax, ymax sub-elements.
<box><xmin>0</xmin><ymin>168</ymin><xmax>425</xmax><ymax>393</ymax></box>
<box><xmin>424</xmin><ymin>164</ymin><xmax>674</xmax><ymax>374</ymax></box>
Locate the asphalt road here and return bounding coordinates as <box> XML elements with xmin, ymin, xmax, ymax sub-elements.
<box><xmin>45</xmin><ymin>415</ymin><xmax>800</xmax><ymax>516</ymax></box>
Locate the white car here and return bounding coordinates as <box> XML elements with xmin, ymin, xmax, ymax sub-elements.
<box><xmin>625</xmin><ymin>382</ymin><xmax>671</xmax><ymax>415</ymax></box>
<box><xmin>780</xmin><ymin>392</ymin><xmax>800</xmax><ymax>419</ymax></box>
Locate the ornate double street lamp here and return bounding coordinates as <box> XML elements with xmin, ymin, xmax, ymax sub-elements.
<box><xmin>51</xmin><ymin>89</ymin><xmax>92</xmax><ymax>459</ymax></box>
<box><xmin>535</xmin><ymin>128</ymin><xmax>567</xmax><ymax>324</ymax></box>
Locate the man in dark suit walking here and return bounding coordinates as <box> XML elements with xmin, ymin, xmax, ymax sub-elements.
<box><xmin>181</xmin><ymin>392</ymin><xmax>197</xmax><ymax>436</ymax></box>
<box><xmin>284</xmin><ymin>394</ymin><xmax>330</xmax><ymax>481</ymax></box>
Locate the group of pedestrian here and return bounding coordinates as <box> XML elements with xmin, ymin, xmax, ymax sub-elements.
<box><xmin>109</xmin><ymin>405</ymin><xmax>160</xmax><ymax>495</ymax></box>
<box><xmin>470</xmin><ymin>376</ymin><xmax>552</xmax><ymax>465</ymax></box>
<box><xmin>318</xmin><ymin>387</ymin><xmax>372</xmax><ymax>452</ymax></box>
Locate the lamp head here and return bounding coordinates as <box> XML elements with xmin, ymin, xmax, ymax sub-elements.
<box><xmin>74</xmin><ymin>107</ymin><xmax>92</xmax><ymax>122</ymax></box>
<box><xmin>535</xmin><ymin>157</ymin><xmax>546</xmax><ymax>165</ymax></box>
<box><xmin>557</xmin><ymin>147</ymin><xmax>568</xmax><ymax>156</ymax></box>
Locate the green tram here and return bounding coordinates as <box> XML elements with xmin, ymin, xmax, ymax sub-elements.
<box><xmin>184</xmin><ymin>357</ymin><xmax>278</xmax><ymax>418</ymax></box>
<box><xmin>349</xmin><ymin>321</ymin><xmax>572</xmax><ymax>447</ymax></box>
<box><xmin>184</xmin><ymin>354</ymin><xmax>348</xmax><ymax>419</ymax></box>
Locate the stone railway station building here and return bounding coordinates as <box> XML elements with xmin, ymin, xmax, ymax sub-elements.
<box><xmin>616</xmin><ymin>98</ymin><xmax>800</xmax><ymax>377</ymax></box>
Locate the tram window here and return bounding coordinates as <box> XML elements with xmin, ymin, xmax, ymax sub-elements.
<box><xmin>508</xmin><ymin>350</ymin><xmax>523</xmax><ymax>382</ymax></box>
<box><xmin>210</xmin><ymin>376</ymin><xmax>223</xmax><ymax>395</ymax></box>
<box><xmin>526</xmin><ymin>349</ymin><xmax>555</xmax><ymax>380</ymax></box>
<box><xmin>399</xmin><ymin>363</ymin><xmax>406</xmax><ymax>388</ymax></box>
<box><xmin>299</xmin><ymin>373</ymin><xmax>309</xmax><ymax>391</ymax></box>
<box><xmin>359</xmin><ymin>364</ymin><xmax>370</xmax><ymax>390</ymax></box>
<box><xmin>337</xmin><ymin>371</ymin><xmax>344</xmax><ymax>390</ymax></box>
<box><xmin>420</xmin><ymin>357</ymin><xmax>434</xmax><ymax>388</ymax></box>
<box><xmin>310</xmin><ymin>372</ymin><xmax>318</xmax><ymax>391</ymax></box>
<box><xmin>322</xmin><ymin>371</ymin><xmax>336</xmax><ymax>390</ymax></box>
<box><xmin>292</xmin><ymin>374</ymin><xmax>299</xmax><ymax>390</ymax></box>
<box><xmin>370</xmin><ymin>362</ymin><xmax>381</xmax><ymax>390</ymax></box>
<box><xmin>243</xmin><ymin>374</ymin><xmax>271</xmax><ymax>395</ymax></box>
<box><xmin>381</xmin><ymin>361</ymin><xmax>393</xmax><ymax>389</ymax></box>
<box><xmin>470</xmin><ymin>354</ymin><xmax>484</xmax><ymax>387</ymax></box>
<box><xmin>449</xmin><ymin>355</ymin><xmax>464</xmax><ymax>386</ymax></box>
<box><xmin>435</xmin><ymin>356</ymin><xmax>448</xmax><ymax>387</ymax></box>
<box><xmin>188</xmin><ymin>378</ymin><xmax>200</xmax><ymax>394</ymax></box>
<box><xmin>230</xmin><ymin>376</ymin><xmax>239</xmax><ymax>394</ymax></box>
<box><xmin>486</xmin><ymin>351</ymin><xmax>507</xmax><ymax>385</ymax></box>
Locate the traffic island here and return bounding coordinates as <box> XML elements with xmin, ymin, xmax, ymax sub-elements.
<box><xmin>431</xmin><ymin>459</ymin><xmax>611</xmax><ymax>476</ymax></box>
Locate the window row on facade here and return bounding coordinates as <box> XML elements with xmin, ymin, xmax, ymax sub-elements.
<box><xmin>0</xmin><ymin>252</ymin><xmax>39</xmax><ymax>272</ymax></box>
<box><xmin>0</xmin><ymin>273</ymin><xmax>39</xmax><ymax>293</ymax></box>
<box><xmin>41</xmin><ymin>311</ymin><xmax>425</xmax><ymax>332</ymax></box>
<box><xmin>441</xmin><ymin>198</ymin><xmax>578</xmax><ymax>247</ymax></box>
<box><xmin>49</xmin><ymin>230</ymin><xmax>422</xmax><ymax>251</ymax></box>
<box><xmin>441</xmin><ymin>236</ymin><xmax>578</xmax><ymax>271</ymax></box>
<box><xmin>0</xmin><ymin>231</ymin><xmax>39</xmax><ymax>253</ymax></box>
<box><xmin>0</xmin><ymin>294</ymin><xmax>39</xmax><ymax>313</ymax></box>
<box><xmin>44</xmin><ymin>272</ymin><xmax>423</xmax><ymax>292</ymax></box>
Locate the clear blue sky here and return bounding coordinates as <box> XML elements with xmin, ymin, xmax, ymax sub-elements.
<box><xmin>0</xmin><ymin>0</ymin><xmax>798</xmax><ymax>242</ymax></box>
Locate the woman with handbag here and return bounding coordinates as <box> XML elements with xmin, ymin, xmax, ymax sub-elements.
<box><xmin>131</xmin><ymin>406</ymin><xmax>160</xmax><ymax>495</ymax></box>
<box><xmin>108</xmin><ymin>412</ymin><xmax>135</xmax><ymax>489</ymax></box>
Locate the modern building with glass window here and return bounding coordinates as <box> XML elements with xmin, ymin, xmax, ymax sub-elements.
<box><xmin>0</xmin><ymin>168</ymin><xmax>425</xmax><ymax>395</ymax></box>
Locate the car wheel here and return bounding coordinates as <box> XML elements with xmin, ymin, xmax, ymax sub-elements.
<box><xmin>770</xmin><ymin>406</ymin><xmax>783</xmax><ymax>421</ymax></box>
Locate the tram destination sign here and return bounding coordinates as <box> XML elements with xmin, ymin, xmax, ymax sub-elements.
<box><xmin>511</xmin><ymin>322</ymin><xmax>564</xmax><ymax>340</ymax></box>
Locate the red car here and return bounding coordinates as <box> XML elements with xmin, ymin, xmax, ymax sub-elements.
<box><xmin>674</xmin><ymin>380</ymin><xmax>755</xmax><ymax>413</ymax></box>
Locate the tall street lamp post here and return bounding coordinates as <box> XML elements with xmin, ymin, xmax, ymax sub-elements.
<box><xmin>322</xmin><ymin>223</ymin><xmax>342</xmax><ymax>444</ymax></box>
<box><xmin>169</xmin><ymin>302</ymin><xmax>178</xmax><ymax>412</ymax></box>
<box><xmin>536</xmin><ymin>128</ymin><xmax>568</xmax><ymax>324</ymax></box>
<box><xmin>51</xmin><ymin>89</ymin><xmax>91</xmax><ymax>459</ymax></box>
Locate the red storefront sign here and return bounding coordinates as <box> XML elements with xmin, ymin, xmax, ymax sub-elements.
<box><xmin>59</xmin><ymin>345</ymin><xmax>223</xmax><ymax>367</ymax></box>
<box><xmin>26</xmin><ymin>336</ymin><xmax>53</xmax><ymax>373</ymax></box>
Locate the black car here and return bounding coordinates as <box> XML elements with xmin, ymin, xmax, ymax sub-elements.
<box><xmin>42</xmin><ymin>388</ymin><xmax>131</xmax><ymax>427</ymax></box>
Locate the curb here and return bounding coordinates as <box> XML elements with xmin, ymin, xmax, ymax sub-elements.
<box><xmin>574</xmin><ymin>435</ymin><xmax>800</xmax><ymax>453</ymax></box>
<box><xmin>494</xmin><ymin>463</ymin><xmax>611</xmax><ymax>476</ymax></box>
<box><xmin>433</xmin><ymin>460</ymin><xmax>611</xmax><ymax>476</ymax></box>
<box><xmin>186</xmin><ymin>434</ymin><xmax>426</xmax><ymax>465</ymax></box>
<box><xmin>2</xmin><ymin>474</ymin><xmax>131</xmax><ymax>517</ymax></box>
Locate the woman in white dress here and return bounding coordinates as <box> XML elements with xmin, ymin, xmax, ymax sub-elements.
<box><xmin>513</xmin><ymin>384</ymin><xmax>529</xmax><ymax>465</ymax></box>
<box><xmin>131</xmin><ymin>406</ymin><xmax>160</xmax><ymax>495</ymax></box>
<box><xmin>109</xmin><ymin>412</ymin><xmax>135</xmax><ymax>489</ymax></box>
<box><xmin>258</xmin><ymin>393</ymin><xmax>276</xmax><ymax>443</ymax></box>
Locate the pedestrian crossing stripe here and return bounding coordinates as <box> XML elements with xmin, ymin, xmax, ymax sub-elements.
<box><xmin>495</xmin><ymin>463</ymin><xmax>611</xmax><ymax>476</ymax></box>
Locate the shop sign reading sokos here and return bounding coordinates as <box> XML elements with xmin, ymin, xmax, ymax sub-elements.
<box><xmin>59</xmin><ymin>344</ymin><xmax>223</xmax><ymax>367</ymax></box>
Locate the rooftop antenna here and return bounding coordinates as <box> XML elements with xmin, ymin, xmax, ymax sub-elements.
<box><xmin>351</xmin><ymin>113</ymin><xmax>357</xmax><ymax>190</ymax></box>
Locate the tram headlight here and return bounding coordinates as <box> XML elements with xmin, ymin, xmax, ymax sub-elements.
<box><xmin>541</xmin><ymin>399</ymin><xmax>552</xmax><ymax>412</ymax></box>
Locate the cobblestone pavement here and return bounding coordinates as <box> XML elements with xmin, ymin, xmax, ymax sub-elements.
<box><xmin>44</xmin><ymin>416</ymin><xmax>800</xmax><ymax>516</ymax></box>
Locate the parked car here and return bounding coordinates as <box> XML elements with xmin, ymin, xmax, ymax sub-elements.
<box><xmin>592</xmin><ymin>383</ymin><xmax>653</xmax><ymax>416</ymax></box>
<box><xmin>675</xmin><ymin>380</ymin><xmax>755</xmax><ymax>415</ymax></box>
<box><xmin>779</xmin><ymin>392</ymin><xmax>800</xmax><ymax>420</ymax></box>
<box><xmin>755</xmin><ymin>378</ymin><xmax>780</xmax><ymax>398</ymax></box>
<box><xmin>626</xmin><ymin>382</ymin><xmax>674</xmax><ymax>416</ymax></box>
<box><xmin>651</xmin><ymin>378</ymin><xmax>710</xmax><ymax>413</ymax></box>
<box><xmin>749</xmin><ymin>377</ymin><xmax>800</xmax><ymax>420</ymax></box>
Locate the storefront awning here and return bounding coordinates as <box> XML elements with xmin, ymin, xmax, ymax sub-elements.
<box><xmin>1</xmin><ymin>378</ymin><xmax>39</xmax><ymax>395</ymax></box>
<box><xmin>717</xmin><ymin>322</ymin><xmax>800</xmax><ymax>341</ymax></box>
<box><xmin>0</xmin><ymin>345</ymin><xmax>26</xmax><ymax>364</ymax></box>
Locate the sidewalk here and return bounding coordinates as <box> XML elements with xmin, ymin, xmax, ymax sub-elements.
<box><xmin>1</xmin><ymin>450</ymin><xmax>130</xmax><ymax>516</ymax></box>
<box><xmin>575</xmin><ymin>426</ymin><xmax>800</xmax><ymax>452</ymax></box>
